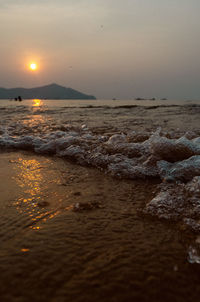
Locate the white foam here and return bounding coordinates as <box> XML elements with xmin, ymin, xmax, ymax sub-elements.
<box><xmin>149</xmin><ymin>130</ymin><xmax>200</xmax><ymax>162</ymax></box>
<box><xmin>0</xmin><ymin>128</ymin><xmax>200</xmax><ymax>182</ymax></box>
<box><xmin>158</xmin><ymin>156</ymin><xmax>200</xmax><ymax>182</ymax></box>
<box><xmin>1</xmin><ymin>115</ymin><xmax>200</xmax><ymax>231</ymax></box>
<box><xmin>145</xmin><ymin>177</ymin><xmax>200</xmax><ymax>230</ymax></box>
<box><xmin>188</xmin><ymin>246</ymin><xmax>200</xmax><ymax>264</ymax></box>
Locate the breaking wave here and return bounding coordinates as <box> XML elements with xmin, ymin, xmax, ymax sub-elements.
<box><xmin>1</xmin><ymin>98</ymin><xmax>200</xmax><ymax>232</ymax></box>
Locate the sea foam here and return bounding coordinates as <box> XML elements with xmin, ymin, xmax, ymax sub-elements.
<box><xmin>1</xmin><ymin>124</ymin><xmax>200</xmax><ymax>231</ymax></box>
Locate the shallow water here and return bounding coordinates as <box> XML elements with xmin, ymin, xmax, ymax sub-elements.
<box><xmin>0</xmin><ymin>151</ymin><xmax>199</xmax><ymax>302</ymax></box>
<box><xmin>1</xmin><ymin>99</ymin><xmax>200</xmax><ymax>301</ymax></box>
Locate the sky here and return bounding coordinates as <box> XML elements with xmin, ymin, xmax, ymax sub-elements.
<box><xmin>0</xmin><ymin>0</ymin><xmax>200</xmax><ymax>99</ymax></box>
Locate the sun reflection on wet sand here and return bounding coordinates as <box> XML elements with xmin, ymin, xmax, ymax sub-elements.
<box><xmin>14</xmin><ymin>158</ymin><xmax>43</xmax><ymax>196</ymax></box>
<box><xmin>12</xmin><ymin>156</ymin><xmax>70</xmax><ymax>228</ymax></box>
<box><xmin>21</xmin><ymin>248</ymin><xmax>30</xmax><ymax>252</ymax></box>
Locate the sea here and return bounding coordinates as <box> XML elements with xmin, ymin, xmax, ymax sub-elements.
<box><xmin>1</xmin><ymin>98</ymin><xmax>200</xmax><ymax>302</ymax></box>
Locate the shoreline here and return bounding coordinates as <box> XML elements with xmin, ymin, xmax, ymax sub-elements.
<box><xmin>1</xmin><ymin>98</ymin><xmax>200</xmax><ymax>301</ymax></box>
<box><xmin>0</xmin><ymin>151</ymin><xmax>199</xmax><ymax>302</ymax></box>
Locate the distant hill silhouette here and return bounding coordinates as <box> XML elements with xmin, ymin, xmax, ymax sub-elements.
<box><xmin>0</xmin><ymin>83</ymin><xmax>96</xmax><ymax>100</ymax></box>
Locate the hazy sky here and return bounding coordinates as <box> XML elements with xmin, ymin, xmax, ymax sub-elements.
<box><xmin>0</xmin><ymin>0</ymin><xmax>200</xmax><ymax>99</ymax></box>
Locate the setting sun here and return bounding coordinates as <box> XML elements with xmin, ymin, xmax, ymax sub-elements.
<box><xmin>29</xmin><ymin>63</ymin><xmax>37</xmax><ymax>71</ymax></box>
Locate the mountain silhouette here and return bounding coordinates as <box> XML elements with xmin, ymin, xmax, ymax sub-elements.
<box><xmin>0</xmin><ymin>83</ymin><xmax>96</xmax><ymax>100</ymax></box>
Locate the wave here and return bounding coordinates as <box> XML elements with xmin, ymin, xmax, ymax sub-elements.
<box><xmin>1</xmin><ymin>125</ymin><xmax>200</xmax><ymax>232</ymax></box>
<box><xmin>145</xmin><ymin>176</ymin><xmax>200</xmax><ymax>232</ymax></box>
<box><xmin>0</xmin><ymin>126</ymin><xmax>200</xmax><ymax>178</ymax></box>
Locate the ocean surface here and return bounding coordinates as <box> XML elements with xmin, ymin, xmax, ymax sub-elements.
<box><xmin>1</xmin><ymin>98</ymin><xmax>200</xmax><ymax>301</ymax></box>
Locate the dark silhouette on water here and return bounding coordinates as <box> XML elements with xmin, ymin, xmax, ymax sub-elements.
<box><xmin>14</xmin><ymin>96</ymin><xmax>22</xmax><ymax>101</ymax></box>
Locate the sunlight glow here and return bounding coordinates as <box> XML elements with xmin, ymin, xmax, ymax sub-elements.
<box><xmin>29</xmin><ymin>63</ymin><xmax>37</xmax><ymax>71</ymax></box>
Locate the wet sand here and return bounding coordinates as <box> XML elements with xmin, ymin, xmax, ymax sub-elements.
<box><xmin>1</xmin><ymin>151</ymin><xmax>200</xmax><ymax>302</ymax></box>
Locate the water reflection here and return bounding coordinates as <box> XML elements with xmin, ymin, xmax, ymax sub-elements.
<box><xmin>19</xmin><ymin>113</ymin><xmax>52</xmax><ymax>135</ymax></box>
<box><xmin>13</xmin><ymin>157</ymin><xmax>62</xmax><ymax>228</ymax></box>
<box><xmin>12</xmin><ymin>155</ymin><xmax>74</xmax><ymax>232</ymax></box>
<box><xmin>31</xmin><ymin>99</ymin><xmax>47</xmax><ymax>116</ymax></box>
<box><xmin>15</xmin><ymin>158</ymin><xmax>43</xmax><ymax>196</ymax></box>
<box><xmin>33</xmin><ymin>99</ymin><xmax>43</xmax><ymax>107</ymax></box>
<box><xmin>21</xmin><ymin>248</ymin><xmax>30</xmax><ymax>253</ymax></box>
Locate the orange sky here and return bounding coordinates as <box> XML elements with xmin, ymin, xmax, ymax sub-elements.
<box><xmin>0</xmin><ymin>0</ymin><xmax>200</xmax><ymax>99</ymax></box>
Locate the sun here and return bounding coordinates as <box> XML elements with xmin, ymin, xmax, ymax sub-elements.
<box><xmin>29</xmin><ymin>63</ymin><xmax>37</xmax><ymax>71</ymax></box>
